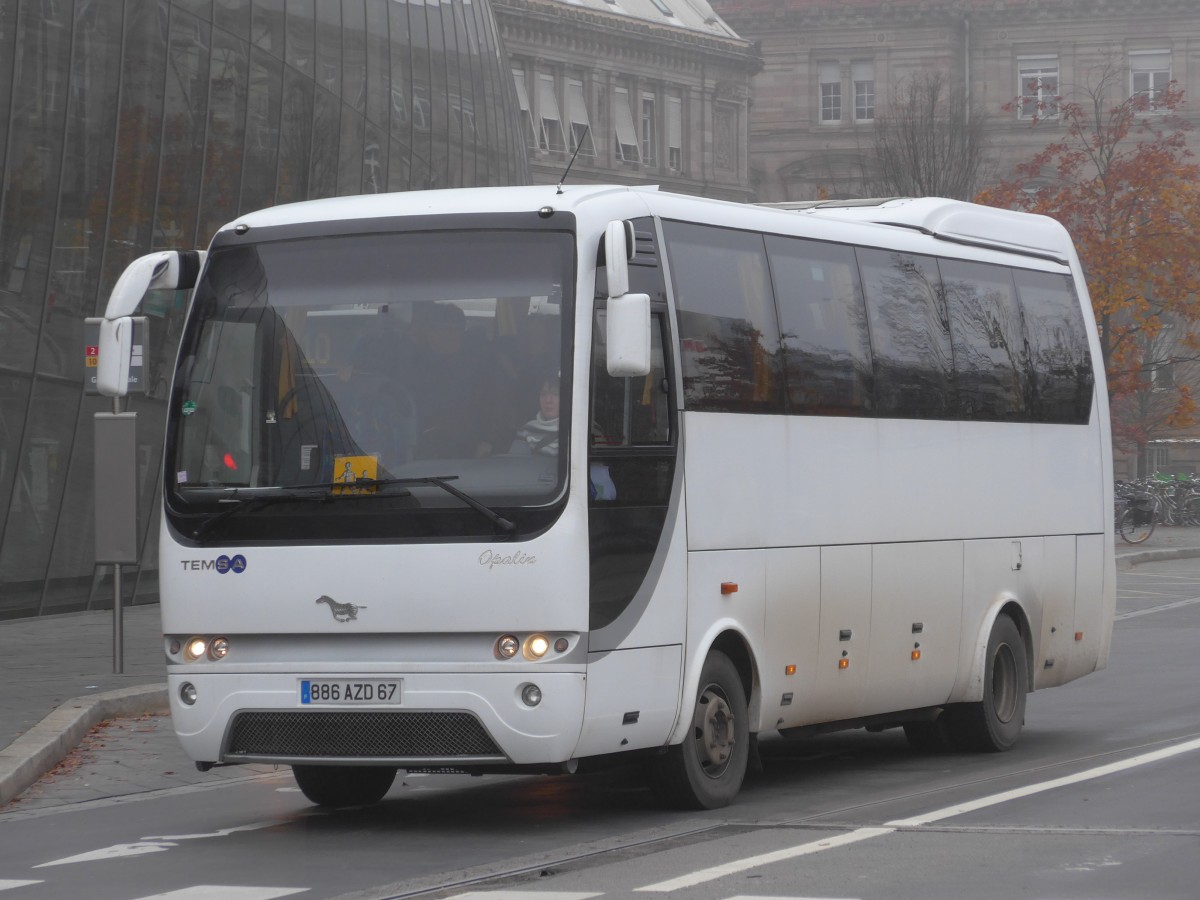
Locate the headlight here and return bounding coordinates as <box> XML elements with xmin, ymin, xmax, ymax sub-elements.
<box><xmin>184</xmin><ymin>637</ymin><xmax>207</xmax><ymax>662</ymax></box>
<box><xmin>524</xmin><ymin>634</ymin><xmax>550</xmax><ymax>660</ymax></box>
<box><xmin>496</xmin><ymin>634</ymin><xmax>520</xmax><ymax>659</ymax></box>
<box><xmin>208</xmin><ymin>637</ymin><xmax>230</xmax><ymax>660</ymax></box>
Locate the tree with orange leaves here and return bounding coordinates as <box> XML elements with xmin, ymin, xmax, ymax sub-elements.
<box><xmin>977</xmin><ymin>62</ymin><xmax>1200</xmax><ymax>462</ymax></box>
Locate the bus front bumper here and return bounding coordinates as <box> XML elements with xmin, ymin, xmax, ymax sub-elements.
<box><xmin>166</xmin><ymin>671</ymin><xmax>586</xmax><ymax>767</ymax></box>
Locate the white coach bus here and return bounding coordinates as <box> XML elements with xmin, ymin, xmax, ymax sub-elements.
<box><xmin>97</xmin><ymin>184</ymin><xmax>1114</xmax><ymax>810</ymax></box>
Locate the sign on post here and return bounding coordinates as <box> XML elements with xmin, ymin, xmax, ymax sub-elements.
<box><xmin>94</xmin><ymin>412</ymin><xmax>139</xmax><ymax>565</ymax></box>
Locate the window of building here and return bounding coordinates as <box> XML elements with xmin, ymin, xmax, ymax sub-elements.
<box><xmin>614</xmin><ymin>86</ymin><xmax>641</xmax><ymax>163</ymax></box>
<box><xmin>819</xmin><ymin>62</ymin><xmax>841</xmax><ymax>123</ymax></box>
<box><xmin>852</xmin><ymin>60</ymin><xmax>874</xmax><ymax>122</ymax></box>
<box><xmin>647</xmin><ymin>0</ymin><xmax>674</xmax><ymax>15</ymax></box>
<box><xmin>667</xmin><ymin>95</ymin><xmax>683</xmax><ymax>171</ymax></box>
<box><xmin>1018</xmin><ymin>56</ymin><xmax>1059</xmax><ymax>119</ymax></box>
<box><xmin>537</xmin><ymin>73</ymin><xmax>567</xmax><ymax>152</ymax></box>
<box><xmin>641</xmin><ymin>92</ymin><xmax>657</xmax><ymax>166</ymax></box>
<box><xmin>512</xmin><ymin>68</ymin><xmax>537</xmax><ymax>147</ymax></box>
<box><xmin>1130</xmin><ymin>50</ymin><xmax>1171</xmax><ymax>112</ymax></box>
<box><xmin>566</xmin><ymin>80</ymin><xmax>596</xmax><ymax>156</ymax></box>
<box><xmin>412</xmin><ymin>91</ymin><xmax>431</xmax><ymax>132</ymax></box>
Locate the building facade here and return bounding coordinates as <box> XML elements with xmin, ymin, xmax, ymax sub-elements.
<box><xmin>494</xmin><ymin>0</ymin><xmax>760</xmax><ymax>201</ymax></box>
<box><xmin>712</xmin><ymin>0</ymin><xmax>1200</xmax><ymax>201</ymax></box>
<box><xmin>0</xmin><ymin>0</ymin><xmax>528</xmax><ymax>619</ymax></box>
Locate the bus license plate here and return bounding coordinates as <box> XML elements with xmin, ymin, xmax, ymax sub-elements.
<box><xmin>299</xmin><ymin>679</ymin><xmax>401</xmax><ymax>705</ymax></box>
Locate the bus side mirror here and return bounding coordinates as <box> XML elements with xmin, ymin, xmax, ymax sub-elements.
<box><xmin>96</xmin><ymin>250</ymin><xmax>204</xmax><ymax>398</ymax></box>
<box><xmin>606</xmin><ymin>293</ymin><xmax>651</xmax><ymax>377</ymax></box>
<box><xmin>603</xmin><ymin>220</ymin><xmax>650</xmax><ymax>377</ymax></box>
<box><xmin>604</xmin><ymin>219</ymin><xmax>636</xmax><ymax>298</ymax></box>
<box><xmin>103</xmin><ymin>249</ymin><xmax>206</xmax><ymax>319</ymax></box>
<box><xmin>97</xmin><ymin>317</ymin><xmax>134</xmax><ymax>398</ymax></box>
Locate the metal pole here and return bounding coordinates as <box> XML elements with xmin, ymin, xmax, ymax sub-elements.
<box><xmin>113</xmin><ymin>563</ymin><xmax>124</xmax><ymax>674</ymax></box>
<box><xmin>112</xmin><ymin>394</ymin><xmax>124</xmax><ymax>675</ymax></box>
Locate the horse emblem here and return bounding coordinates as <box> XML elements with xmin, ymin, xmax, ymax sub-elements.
<box><xmin>316</xmin><ymin>595</ymin><xmax>366</xmax><ymax>622</ymax></box>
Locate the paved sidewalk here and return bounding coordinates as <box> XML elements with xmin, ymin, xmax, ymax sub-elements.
<box><xmin>0</xmin><ymin>603</ymin><xmax>167</xmax><ymax>806</ymax></box>
<box><xmin>3</xmin><ymin>526</ymin><xmax>1200</xmax><ymax>808</ymax></box>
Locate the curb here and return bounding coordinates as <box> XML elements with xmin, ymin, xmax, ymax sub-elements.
<box><xmin>0</xmin><ymin>683</ymin><xmax>168</xmax><ymax>807</ymax></box>
<box><xmin>1116</xmin><ymin>546</ymin><xmax>1200</xmax><ymax>570</ymax></box>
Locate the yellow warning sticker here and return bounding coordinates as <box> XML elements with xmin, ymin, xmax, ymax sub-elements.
<box><xmin>332</xmin><ymin>454</ymin><xmax>379</xmax><ymax>494</ymax></box>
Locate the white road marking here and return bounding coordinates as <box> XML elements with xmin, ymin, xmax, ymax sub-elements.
<box><xmin>130</xmin><ymin>888</ymin><xmax>307</xmax><ymax>900</ymax></box>
<box><xmin>143</xmin><ymin>821</ymin><xmax>275</xmax><ymax>841</ymax></box>
<box><xmin>0</xmin><ymin>882</ymin><xmax>41</xmax><ymax>892</ymax></box>
<box><xmin>34</xmin><ymin>821</ymin><xmax>276</xmax><ymax>867</ymax></box>
<box><xmin>635</xmin><ymin>829</ymin><xmax>894</xmax><ymax>891</ymax></box>
<box><xmin>1115</xmin><ymin>596</ymin><xmax>1200</xmax><ymax>620</ymax></box>
<box><xmin>886</xmin><ymin>735</ymin><xmax>1200</xmax><ymax>827</ymax></box>
<box><xmin>34</xmin><ymin>842</ymin><xmax>176</xmax><ymax>867</ymax></box>
<box><xmin>636</xmin><ymin>735</ymin><xmax>1200</xmax><ymax>892</ymax></box>
<box><xmin>446</xmin><ymin>893</ymin><xmax>602</xmax><ymax>899</ymax></box>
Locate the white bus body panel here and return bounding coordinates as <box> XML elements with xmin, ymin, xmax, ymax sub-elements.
<box><xmin>161</xmin><ymin>523</ymin><xmax>589</xmax><ymax>636</ymax></box>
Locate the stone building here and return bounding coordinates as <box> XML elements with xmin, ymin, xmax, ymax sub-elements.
<box><xmin>711</xmin><ymin>0</ymin><xmax>1200</xmax><ymax>202</ymax></box>
<box><xmin>494</xmin><ymin>0</ymin><xmax>761</xmax><ymax>201</ymax></box>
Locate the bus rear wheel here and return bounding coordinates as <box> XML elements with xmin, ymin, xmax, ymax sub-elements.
<box><xmin>292</xmin><ymin>764</ymin><xmax>397</xmax><ymax>807</ymax></box>
<box><xmin>942</xmin><ymin>614</ymin><xmax>1028</xmax><ymax>752</ymax></box>
<box><xmin>653</xmin><ymin>651</ymin><xmax>749</xmax><ymax>809</ymax></box>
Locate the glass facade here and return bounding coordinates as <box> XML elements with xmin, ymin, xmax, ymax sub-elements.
<box><xmin>0</xmin><ymin>0</ymin><xmax>528</xmax><ymax>619</ymax></box>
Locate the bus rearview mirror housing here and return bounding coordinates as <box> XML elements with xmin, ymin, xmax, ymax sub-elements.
<box><xmin>103</xmin><ymin>249</ymin><xmax>206</xmax><ymax>320</ymax></box>
<box><xmin>604</xmin><ymin>219</ymin><xmax>636</xmax><ymax>298</ymax></box>
<box><xmin>96</xmin><ymin>317</ymin><xmax>134</xmax><ymax>398</ymax></box>
<box><xmin>606</xmin><ymin>292</ymin><xmax>651</xmax><ymax>377</ymax></box>
<box><xmin>96</xmin><ymin>250</ymin><xmax>205</xmax><ymax>397</ymax></box>
<box><xmin>604</xmin><ymin>219</ymin><xmax>650</xmax><ymax>377</ymax></box>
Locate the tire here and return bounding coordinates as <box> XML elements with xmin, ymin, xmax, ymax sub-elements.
<box><xmin>653</xmin><ymin>651</ymin><xmax>749</xmax><ymax>809</ymax></box>
<box><xmin>292</xmin><ymin>764</ymin><xmax>397</xmax><ymax>807</ymax></box>
<box><xmin>942</xmin><ymin>615</ymin><xmax>1028</xmax><ymax>753</ymax></box>
<box><xmin>1119</xmin><ymin>506</ymin><xmax>1153</xmax><ymax>544</ymax></box>
<box><xmin>1183</xmin><ymin>496</ymin><xmax>1200</xmax><ymax>527</ymax></box>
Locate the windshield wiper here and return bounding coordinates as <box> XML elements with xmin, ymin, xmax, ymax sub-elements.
<box><xmin>188</xmin><ymin>487</ymin><xmax>334</xmax><ymax>539</ymax></box>
<box><xmin>390</xmin><ymin>475</ymin><xmax>516</xmax><ymax>534</ymax></box>
<box><xmin>281</xmin><ymin>474</ymin><xmax>515</xmax><ymax>533</ymax></box>
<box><xmin>187</xmin><ymin>475</ymin><xmax>514</xmax><ymax>537</ymax></box>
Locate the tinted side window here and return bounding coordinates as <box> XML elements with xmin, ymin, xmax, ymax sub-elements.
<box><xmin>858</xmin><ymin>248</ymin><xmax>955</xmax><ymax>419</ymax></box>
<box><xmin>663</xmin><ymin>221</ymin><xmax>784</xmax><ymax>413</ymax></box>
<box><xmin>766</xmin><ymin>235</ymin><xmax>873</xmax><ymax>416</ymax></box>
<box><xmin>1012</xmin><ymin>269</ymin><xmax>1094</xmax><ymax>424</ymax></box>
<box><xmin>941</xmin><ymin>259</ymin><xmax>1031</xmax><ymax>421</ymax></box>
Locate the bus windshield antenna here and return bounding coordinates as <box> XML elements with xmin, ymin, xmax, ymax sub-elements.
<box><xmin>556</xmin><ymin>126</ymin><xmax>589</xmax><ymax>194</ymax></box>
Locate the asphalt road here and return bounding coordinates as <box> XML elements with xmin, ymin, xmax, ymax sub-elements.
<box><xmin>1</xmin><ymin>558</ymin><xmax>1198</xmax><ymax>900</ymax></box>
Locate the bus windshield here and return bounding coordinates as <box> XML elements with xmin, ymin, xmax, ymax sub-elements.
<box><xmin>165</xmin><ymin>228</ymin><xmax>574</xmax><ymax>542</ymax></box>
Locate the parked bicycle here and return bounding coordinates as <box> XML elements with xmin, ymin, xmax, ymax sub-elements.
<box><xmin>1115</xmin><ymin>482</ymin><xmax>1157</xmax><ymax>544</ymax></box>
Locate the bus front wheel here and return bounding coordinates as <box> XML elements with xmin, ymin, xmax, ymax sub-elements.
<box><xmin>943</xmin><ymin>614</ymin><xmax>1028</xmax><ymax>752</ymax></box>
<box><xmin>653</xmin><ymin>651</ymin><xmax>749</xmax><ymax>809</ymax></box>
<box><xmin>292</xmin><ymin>764</ymin><xmax>397</xmax><ymax>807</ymax></box>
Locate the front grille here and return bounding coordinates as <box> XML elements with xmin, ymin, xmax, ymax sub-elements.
<box><xmin>224</xmin><ymin>711</ymin><xmax>504</xmax><ymax>760</ymax></box>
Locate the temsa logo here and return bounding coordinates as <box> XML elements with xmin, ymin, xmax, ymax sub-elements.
<box><xmin>180</xmin><ymin>554</ymin><xmax>247</xmax><ymax>573</ymax></box>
